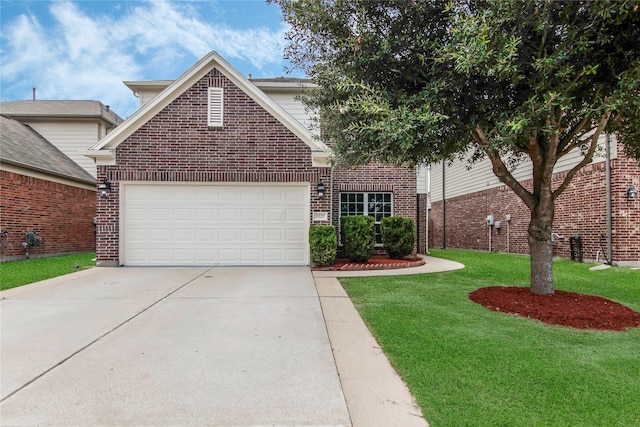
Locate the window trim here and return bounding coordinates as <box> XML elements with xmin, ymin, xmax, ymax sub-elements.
<box><xmin>207</xmin><ymin>87</ymin><xmax>224</xmax><ymax>127</ymax></box>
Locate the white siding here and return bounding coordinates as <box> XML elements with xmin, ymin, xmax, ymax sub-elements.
<box><xmin>24</xmin><ymin>120</ymin><xmax>101</xmax><ymax>177</ymax></box>
<box><xmin>139</xmin><ymin>89</ymin><xmax>165</xmax><ymax>108</ymax></box>
<box><xmin>430</xmin><ymin>134</ymin><xmax>616</xmax><ymax>202</ymax></box>
<box><xmin>263</xmin><ymin>92</ymin><xmax>319</xmax><ymax>136</ymax></box>
<box><xmin>417</xmin><ymin>165</ymin><xmax>430</xmax><ymax>194</ymax></box>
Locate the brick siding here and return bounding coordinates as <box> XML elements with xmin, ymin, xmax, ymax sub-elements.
<box><xmin>0</xmin><ymin>170</ymin><xmax>96</xmax><ymax>260</ymax></box>
<box><xmin>430</xmin><ymin>145</ymin><xmax>640</xmax><ymax>265</ymax></box>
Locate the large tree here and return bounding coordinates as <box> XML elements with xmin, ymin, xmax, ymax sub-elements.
<box><xmin>274</xmin><ymin>0</ymin><xmax>640</xmax><ymax>294</ymax></box>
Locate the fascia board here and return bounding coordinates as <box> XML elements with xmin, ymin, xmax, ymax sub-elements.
<box><xmin>88</xmin><ymin>51</ymin><xmax>331</xmax><ymax>156</ymax></box>
<box><xmin>83</xmin><ymin>149</ymin><xmax>116</xmax><ymax>165</ymax></box>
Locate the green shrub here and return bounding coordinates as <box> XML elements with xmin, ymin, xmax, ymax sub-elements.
<box><xmin>341</xmin><ymin>215</ymin><xmax>375</xmax><ymax>262</ymax></box>
<box><xmin>309</xmin><ymin>225</ymin><xmax>337</xmax><ymax>266</ymax></box>
<box><xmin>381</xmin><ymin>216</ymin><xmax>415</xmax><ymax>259</ymax></box>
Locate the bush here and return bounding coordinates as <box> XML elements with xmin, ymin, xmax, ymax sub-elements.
<box><xmin>341</xmin><ymin>215</ymin><xmax>375</xmax><ymax>262</ymax></box>
<box><xmin>381</xmin><ymin>216</ymin><xmax>415</xmax><ymax>259</ymax></box>
<box><xmin>309</xmin><ymin>225</ymin><xmax>337</xmax><ymax>266</ymax></box>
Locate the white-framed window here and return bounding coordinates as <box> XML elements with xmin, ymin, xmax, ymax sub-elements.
<box><xmin>207</xmin><ymin>87</ymin><xmax>224</xmax><ymax>127</ymax></box>
<box><xmin>340</xmin><ymin>192</ymin><xmax>393</xmax><ymax>244</ymax></box>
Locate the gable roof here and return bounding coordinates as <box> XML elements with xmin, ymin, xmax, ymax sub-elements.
<box><xmin>0</xmin><ymin>115</ymin><xmax>95</xmax><ymax>184</ymax></box>
<box><xmin>0</xmin><ymin>100</ymin><xmax>123</xmax><ymax>126</ymax></box>
<box><xmin>86</xmin><ymin>51</ymin><xmax>330</xmax><ymax>167</ymax></box>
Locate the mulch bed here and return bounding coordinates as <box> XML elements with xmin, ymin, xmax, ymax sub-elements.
<box><xmin>311</xmin><ymin>255</ymin><xmax>425</xmax><ymax>271</ymax></box>
<box><xmin>469</xmin><ymin>286</ymin><xmax>640</xmax><ymax>331</ymax></box>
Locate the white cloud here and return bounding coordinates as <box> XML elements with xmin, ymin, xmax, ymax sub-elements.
<box><xmin>0</xmin><ymin>0</ymin><xmax>290</xmax><ymax>117</ymax></box>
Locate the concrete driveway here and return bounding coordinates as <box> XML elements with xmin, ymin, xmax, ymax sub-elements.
<box><xmin>0</xmin><ymin>266</ymin><xmax>350</xmax><ymax>426</ymax></box>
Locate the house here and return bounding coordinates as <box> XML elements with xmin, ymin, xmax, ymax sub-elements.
<box><xmin>85</xmin><ymin>51</ymin><xmax>418</xmax><ymax>267</ymax></box>
<box><xmin>424</xmin><ymin>136</ymin><xmax>640</xmax><ymax>267</ymax></box>
<box><xmin>0</xmin><ymin>100</ymin><xmax>123</xmax><ymax>178</ymax></box>
<box><xmin>0</xmin><ymin>115</ymin><xmax>97</xmax><ymax>260</ymax></box>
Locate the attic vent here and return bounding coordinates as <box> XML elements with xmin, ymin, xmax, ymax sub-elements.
<box><xmin>207</xmin><ymin>87</ymin><xmax>224</xmax><ymax>127</ymax></box>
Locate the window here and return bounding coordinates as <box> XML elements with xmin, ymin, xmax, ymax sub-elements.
<box><xmin>207</xmin><ymin>87</ymin><xmax>223</xmax><ymax>127</ymax></box>
<box><xmin>340</xmin><ymin>192</ymin><xmax>392</xmax><ymax>244</ymax></box>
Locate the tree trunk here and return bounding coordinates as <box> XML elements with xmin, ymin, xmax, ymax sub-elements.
<box><xmin>528</xmin><ymin>208</ymin><xmax>554</xmax><ymax>295</ymax></box>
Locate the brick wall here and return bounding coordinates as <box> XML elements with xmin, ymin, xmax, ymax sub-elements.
<box><xmin>0</xmin><ymin>170</ymin><xmax>96</xmax><ymax>260</ymax></box>
<box><xmin>97</xmin><ymin>69</ymin><xmax>328</xmax><ymax>263</ymax></box>
<box><xmin>430</xmin><ymin>147</ymin><xmax>640</xmax><ymax>265</ymax></box>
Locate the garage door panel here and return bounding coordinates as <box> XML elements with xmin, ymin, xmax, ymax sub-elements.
<box><xmin>240</xmin><ymin>229</ymin><xmax>260</xmax><ymax>242</ymax></box>
<box><xmin>219</xmin><ymin>229</ymin><xmax>237</xmax><ymax>242</ymax></box>
<box><xmin>219</xmin><ymin>208</ymin><xmax>238</xmax><ymax>221</ymax></box>
<box><xmin>123</xmin><ymin>184</ymin><xmax>309</xmax><ymax>266</ymax></box>
<box><xmin>285</xmin><ymin>208</ymin><xmax>306</xmax><ymax>221</ymax></box>
<box><xmin>149</xmin><ymin>229</ymin><xmax>170</xmax><ymax>242</ymax></box>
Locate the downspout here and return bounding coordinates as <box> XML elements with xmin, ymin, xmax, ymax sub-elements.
<box><xmin>605</xmin><ymin>134</ymin><xmax>613</xmax><ymax>265</ymax></box>
<box><xmin>442</xmin><ymin>162</ymin><xmax>446</xmax><ymax>249</ymax></box>
<box><xmin>416</xmin><ymin>193</ymin><xmax>421</xmax><ymax>253</ymax></box>
<box><xmin>426</xmin><ymin>165</ymin><xmax>431</xmax><ymax>254</ymax></box>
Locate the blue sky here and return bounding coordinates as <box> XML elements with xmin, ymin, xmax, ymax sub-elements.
<box><xmin>0</xmin><ymin>0</ymin><xmax>302</xmax><ymax>117</ymax></box>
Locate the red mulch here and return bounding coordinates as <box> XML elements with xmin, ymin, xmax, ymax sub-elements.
<box><xmin>469</xmin><ymin>286</ymin><xmax>640</xmax><ymax>331</ymax></box>
<box><xmin>311</xmin><ymin>255</ymin><xmax>424</xmax><ymax>271</ymax></box>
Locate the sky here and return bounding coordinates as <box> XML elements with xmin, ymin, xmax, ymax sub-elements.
<box><xmin>0</xmin><ymin>0</ymin><xmax>303</xmax><ymax>117</ymax></box>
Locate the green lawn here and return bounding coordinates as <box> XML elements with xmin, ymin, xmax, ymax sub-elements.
<box><xmin>0</xmin><ymin>253</ymin><xmax>96</xmax><ymax>291</ymax></box>
<box><xmin>339</xmin><ymin>249</ymin><xmax>640</xmax><ymax>427</ymax></box>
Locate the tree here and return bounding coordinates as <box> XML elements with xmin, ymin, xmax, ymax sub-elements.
<box><xmin>274</xmin><ymin>0</ymin><xmax>640</xmax><ymax>294</ymax></box>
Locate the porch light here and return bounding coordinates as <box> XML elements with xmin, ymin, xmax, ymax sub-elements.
<box><xmin>317</xmin><ymin>182</ymin><xmax>326</xmax><ymax>199</ymax></box>
<box><xmin>627</xmin><ymin>185</ymin><xmax>638</xmax><ymax>201</ymax></box>
<box><xmin>98</xmin><ymin>178</ymin><xmax>111</xmax><ymax>198</ymax></box>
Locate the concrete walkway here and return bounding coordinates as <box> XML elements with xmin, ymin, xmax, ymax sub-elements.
<box><xmin>313</xmin><ymin>255</ymin><xmax>463</xmax><ymax>427</ymax></box>
<box><xmin>0</xmin><ymin>256</ymin><xmax>463</xmax><ymax>426</ymax></box>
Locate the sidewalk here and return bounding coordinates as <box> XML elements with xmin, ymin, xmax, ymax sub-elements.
<box><xmin>314</xmin><ymin>255</ymin><xmax>464</xmax><ymax>427</ymax></box>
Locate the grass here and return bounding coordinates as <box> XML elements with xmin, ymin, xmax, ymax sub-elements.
<box><xmin>339</xmin><ymin>249</ymin><xmax>640</xmax><ymax>427</ymax></box>
<box><xmin>0</xmin><ymin>252</ymin><xmax>96</xmax><ymax>291</ymax></box>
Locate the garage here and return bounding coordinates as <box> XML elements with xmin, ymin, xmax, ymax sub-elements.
<box><xmin>121</xmin><ymin>183</ymin><xmax>309</xmax><ymax>266</ymax></box>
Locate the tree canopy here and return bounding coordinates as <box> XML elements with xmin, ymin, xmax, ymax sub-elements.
<box><xmin>275</xmin><ymin>0</ymin><xmax>640</xmax><ymax>294</ymax></box>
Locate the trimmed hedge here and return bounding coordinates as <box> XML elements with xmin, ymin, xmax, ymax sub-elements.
<box><xmin>309</xmin><ymin>225</ymin><xmax>337</xmax><ymax>266</ymax></box>
<box><xmin>341</xmin><ymin>215</ymin><xmax>375</xmax><ymax>262</ymax></box>
<box><xmin>381</xmin><ymin>216</ymin><xmax>415</xmax><ymax>258</ymax></box>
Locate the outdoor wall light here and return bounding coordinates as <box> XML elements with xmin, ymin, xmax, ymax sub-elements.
<box><xmin>317</xmin><ymin>182</ymin><xmax>326</xmax><ymax>199</ymax></box>
<box><xmin>98</xmin><ymin>178</ymin><xmax>112</xmax><ymax>198</ymax></box>
<box><xmin>627</xmin><ymin>185</ymin><xmax>638</xmax><ymax>201</ymax></box>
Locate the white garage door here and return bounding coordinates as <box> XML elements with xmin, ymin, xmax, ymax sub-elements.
<box><xmin>122</xmin><ymin>183</ymin><xmax>309</xmax><ymax>266</ymax></box>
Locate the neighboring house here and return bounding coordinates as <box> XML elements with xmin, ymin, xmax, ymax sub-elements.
<box><xmin>0</xmin><ymin>115</ymin><xmax>97</xmax><ymax>260</ymax></box>
<box><xmin>423</xmin><ymin>136</ymin><xmax>640</xmax><ymax>267</ymax></box>
<box><xmin>0</xmin><ymin>100</ymin><xmax>123</xmax><ymax>178</ymax></box>
<box><xmin>85</xmin><ymin>51</ymin><xmax>418</xmax><ymax>267</ymax></box>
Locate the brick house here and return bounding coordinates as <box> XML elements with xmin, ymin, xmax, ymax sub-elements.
<box><xmin>0</xmin><ymin>116</ymin><xmax>96</xmax><ymax>260</ymax></box>
<box><xmin>86</xmin><ymin>51</ymin><xmax>417</xmax><ymax>266</ymax></box>
<box><xmin>424</xmin><ymin>137</ymin><xmax>640</xmax><ymax>267</ymax></box>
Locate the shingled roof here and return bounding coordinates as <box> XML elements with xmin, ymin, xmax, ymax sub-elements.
<box><xmin>0</xmin><ymin>115</ymin><xmax>95</xmax><ymax>184</ymax></box>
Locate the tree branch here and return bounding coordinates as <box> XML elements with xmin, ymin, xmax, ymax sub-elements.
<box><xmin>473</xmin><ymin>125</ymin><xmax>536</xmax><ymax>210</ymax></box>
<box><xmin>558</xmin><ymin>115</ymin><xmax>591</xmax><ymax>153</ymax></box>
<box><xmin>553</xmin><ymin>110</ymin><xmax>612</xmax><ymax>200</ymax></box>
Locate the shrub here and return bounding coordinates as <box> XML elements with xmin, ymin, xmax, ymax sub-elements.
<box><xmin>381</xmin><ymin>216</ymin><xmax>415</xmax><ymax>258</ymax></box>
<box><xmin>309</xmin><ymin>225</ymin><xmax>337</xmax><ymax>266</ymax></box>
<box><xmin>341</xmin><ymin>215</ymin><xmax>375</xmax><ymax>262</ymax></box>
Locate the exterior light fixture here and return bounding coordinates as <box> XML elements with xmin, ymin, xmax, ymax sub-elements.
<box><xmin>317</xmin><ymin>182</ymin><xmax>326</xmax><ymax>199</ymax></box>
<box><xmin>98</xmin><ymin>178</ymin><xmax>111</xmax><ymax>198</ymax></box>
<box><xmin>627</xmin><ymin>185</ymin><xmax>638</xmax><ymax>201</ymax></box>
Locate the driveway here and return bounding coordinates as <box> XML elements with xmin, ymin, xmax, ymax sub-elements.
<box><xmin>0</xmin><ymin>267</ymin><xmax>350</xmax><ymax>426</ymax></box>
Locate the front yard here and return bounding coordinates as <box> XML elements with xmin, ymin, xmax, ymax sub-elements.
<box><xmin>339</xmin><ymin>249</ymin><xmax>640</xmax><ymax>427</ymax></box>
<box><xmin>0</xmin><ymin>253</ymin><xmax>96</xmax><ymax>291</ymax></box>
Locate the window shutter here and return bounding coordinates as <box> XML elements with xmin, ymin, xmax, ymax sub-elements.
<box><xmin>207</xmin><ymin>87</ymin><xmax>223</xmax><ymax>127</ymax></box>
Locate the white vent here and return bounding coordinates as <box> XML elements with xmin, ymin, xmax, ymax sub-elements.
<box><xmin>207</xmin><ymin>87</ymin><xmax>223</xmax><ymax>127</ymax></box>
